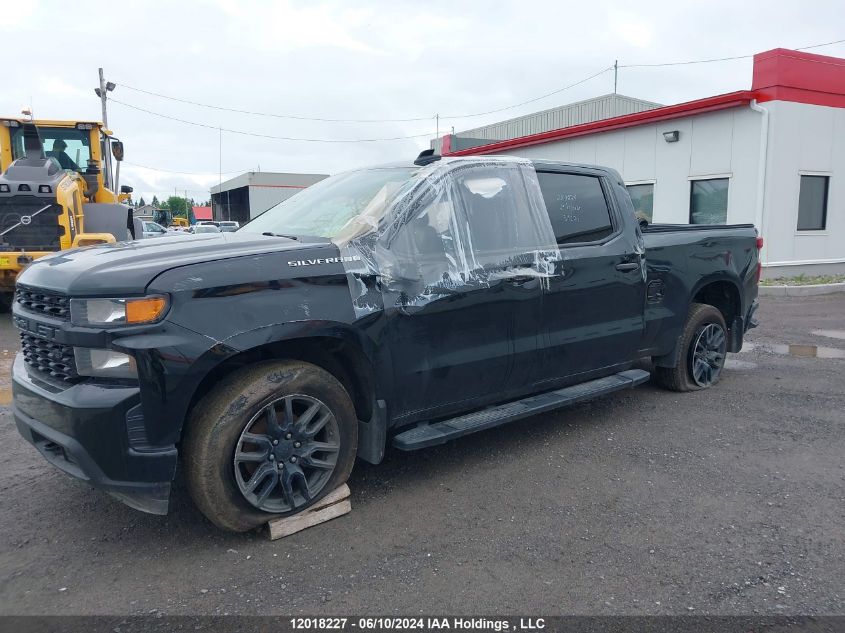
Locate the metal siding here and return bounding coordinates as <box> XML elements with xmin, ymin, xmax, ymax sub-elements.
<box><xmin>448</xmin><ymin>94</ymin><xmax>662</xmax><ymax>143</ymax></box>
<box><xmin>211</xmin><ymin>171</ymin><xmax>327</xmax><ymax>195</ymax></box>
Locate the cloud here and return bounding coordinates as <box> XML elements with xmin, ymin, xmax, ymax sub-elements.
<box><xmin>4</xmin><ymin>0</ymin><xmax>39</xmax><ymax>27</ymax></box>
<box><xmin>610</xmin><ymin>13</ymin><xmax>655</xmax><ymax>48</ymax></box>
<box><xmin>2</xmin><ymin>0</ymin><xmax>843</xmax><ymax>202</ymax></box>
<box><xmin>43</xmin><ymin>78</ymin><xmax>88</xmax><ymax>98</ymax></box>
<box><xmin>218</xmin><ymin>0</ymin><xmax>384</xmax><ymax>55</ymax></box>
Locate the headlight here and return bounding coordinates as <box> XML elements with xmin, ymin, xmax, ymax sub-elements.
<box><xmin>70</xmin><ymin>295</ymin><xmax>168</xmax><ymax>326</ymax></box>
<box><xmin>74</xmin><ymin>348</ymin><xmax>137</xmax><ymax>379</ymax></box>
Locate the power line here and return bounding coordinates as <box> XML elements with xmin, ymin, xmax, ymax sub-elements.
<box><xmin>620</xmin><ymin>53</ymin><xmax>755</xmax><ymax>68</ymax></box>
<box><xmin>115</xmin><ymin>66</ymin><xmax>614</xmax><ymax>124</ymax></box>
<box><xmin>117</xmin><ymin>83</ymin><xmax>436</xmax><ymax>123</ymax></box>
<box><xmin>114</xmin><ymin>36</ymin><xmax>844</xmax><ymax>125</ymax></box>
<box><xmin>620</xmin><ymin>37</ymin><xmax>845</xmax><ymax>68</ymax></box>
<box><xmin>110</xmin><ymin>98</ymin><xmax>437</xmax><ymax>142</ymax></box>
<box><xmin>123</xmin><ymin>160</ymin><xmax>247</xmax><ymax>176</ymax></box>
<box><xmin>798</xmin><ymin>37</ymin><xmax>845</xmax><ymax>51</ymax></box>
<box><xmin>441</xmin><ymin>67</ymin><xmax>614</xmax><ymax>118</ymax></box>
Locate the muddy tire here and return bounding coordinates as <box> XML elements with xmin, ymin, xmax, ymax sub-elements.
<box><xmin>654</xmin><ymin>303</ymin><xmax>728</xmax><ymax>392</ymax></box>
<box><xmin>183</xmin><ymin>360</ymin><xmax>358</xmax><ymax>532</ymax></box>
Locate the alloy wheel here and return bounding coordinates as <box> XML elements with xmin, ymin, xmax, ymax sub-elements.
<box><xmin>233</xmin><ymin>394</ymin><xmax>340</xmax><ymax>513</ymax></box>
<box><xmin>690</xmin><ymin>322</ymin><xmax>727</xmax><ymax>387</ymax></box>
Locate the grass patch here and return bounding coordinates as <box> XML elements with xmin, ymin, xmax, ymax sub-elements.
<box><xmin>760</xmin><ymin>274</ymin><xmax>845</xmax><ymax>286</ymax></box>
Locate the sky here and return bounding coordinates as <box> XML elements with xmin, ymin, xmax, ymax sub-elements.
<box><xmin>2</xmin><ymin>0</ymin><xmax>843</xmax><ymax>204</ymax></box>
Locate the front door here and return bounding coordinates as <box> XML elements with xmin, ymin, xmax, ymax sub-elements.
<box><xmin>535</xmin><ymin>169</ymin><xmax>646</xmax><ymax>384</ymax></box>
<box><xmin>380</xmin><ymin>162</ymin><xmax>549</xmax><ymax>423</ymax></box>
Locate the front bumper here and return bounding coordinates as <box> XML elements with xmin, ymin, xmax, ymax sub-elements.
<box><xmin>12</xmin><ymin>354</ymin><xmax>177</xmax><ymax>514</ymax></box>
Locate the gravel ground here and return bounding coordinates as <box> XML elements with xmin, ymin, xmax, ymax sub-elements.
<box><xmin>0</xmin><ymin>295</ymin><xmax>842</xmax><ymax>616</ymax></box>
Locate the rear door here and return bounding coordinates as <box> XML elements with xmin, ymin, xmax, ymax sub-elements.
<box><xmin>536</xmin><ymin>169</ymin><xmax>645</xmax><ymax>384</ymax></box>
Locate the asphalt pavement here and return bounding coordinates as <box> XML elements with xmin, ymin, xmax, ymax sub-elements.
<box><xmin>0</xmin><ymin>295</ymin><xmax>842</xmax><ymax>616</ymax></box>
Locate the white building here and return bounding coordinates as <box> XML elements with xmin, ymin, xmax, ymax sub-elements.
<box><xmin>210</xmin><ymin>171</ymin><xmax>327</xmax><ymax>225</ymax></box>
<box><xmin>440</xmin><ymin>48</ymin><xmax>845</xmax><ymax>279</ymax></box>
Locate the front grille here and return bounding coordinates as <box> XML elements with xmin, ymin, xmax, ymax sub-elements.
<box><xmin>20</xmin><ymin>332</ymin><xmax>80</xmax><ymax>382</ymax></box>
<box><xmin>16</xmin><ymin>285</ymin><xmax>71</xmax><ymax>320</ymax></box>
<box><xmin>0</xmin><ymin>198</ymin><xmax>63</xmax><ymax>251</ymax></box>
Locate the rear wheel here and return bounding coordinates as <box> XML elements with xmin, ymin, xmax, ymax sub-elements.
<box><xmin>654</xmin><ymin>303</ymin><xmax>727</xmax><ymax>392</ymax></box>
<box><xmin>183</xmin><ymin>360</ymin><xmax>358</xmax><ymax>532</ymax></box>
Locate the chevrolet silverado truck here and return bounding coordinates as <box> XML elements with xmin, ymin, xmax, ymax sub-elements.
<box><xmin>11</xmin><ymin>154</ymin><xmax>761</xmax><ymax>532</ymax></box>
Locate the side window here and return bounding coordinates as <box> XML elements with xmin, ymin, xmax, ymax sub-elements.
<box><xmin>797</xmin><ymin>175</ymin><xmax>829</xmax><ymax>231</ymax></box>
<box><xmin>385</xmin><ymin>185</ymin><xmax>461</xmax><ymax>285</ymax></box>
<box><xmin>690</xmin><ymin>178</ymin><xmax>729</xmax><ymax>224</ymax></box>
<box><xmin>626</xmin><ymin>183</ymin><xmax>654</xmax><ymax>223</ymax></box>
<box><xmin>454</xmin><ymin>167</ymin><xmax>540</xmax><ymax>264</ymax></box>
<box><xmin>537</xmin><ymin>172</ymin><xmax>614</xmax><ymax>245</ymax></box>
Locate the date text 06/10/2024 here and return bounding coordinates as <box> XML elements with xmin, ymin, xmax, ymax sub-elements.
<box><xmin>289</xmin><ymin>617</ymin><xmax>547</xmax><ymax>631</ymax></box>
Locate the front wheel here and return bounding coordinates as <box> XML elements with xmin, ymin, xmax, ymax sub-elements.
<box><xmin>183</xmin><ymin>361</ymin><xmax>358</xmax><ymax>532</ymax></box>
<box><xmin>654</xmin><ymin>303</ymin><xmax>728</xmax><ymax>392</ymax></box>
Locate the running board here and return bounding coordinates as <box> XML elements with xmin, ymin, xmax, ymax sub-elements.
<box><xmin>393</xmin><ymin>369</ymin><xmax>650</xmax><ymax>451</ymax></box>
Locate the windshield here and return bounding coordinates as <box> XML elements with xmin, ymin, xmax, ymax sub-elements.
<box><xmin>10</xmin><ymin>126</ymin><xmax>91</xmax><ymax>172</ymax></box>
<box><xmin>241</xmin><ymin>167</ymin><xmax>420</xmax><ymax>240</ymax></box>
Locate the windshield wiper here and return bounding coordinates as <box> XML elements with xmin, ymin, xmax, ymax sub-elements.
<box><xmin>262</xmin><ymin>232</ymin><xmax>298</xmax><ymax>240</ymax></box>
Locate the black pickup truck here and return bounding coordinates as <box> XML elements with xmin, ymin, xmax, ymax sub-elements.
<box><xmin>11</xmin><ymin>154</ymin><xmax>760</xmax><ymax>531</ymax></box>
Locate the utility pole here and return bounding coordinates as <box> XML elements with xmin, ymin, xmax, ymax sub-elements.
<box><xmin>95</xmin><ymin>68</ymin><xmax>116</xmax><ymax>186</ymax></box>
<box><xmin>435</xmin><ymin>113</ymin><xmax>440</xmax><ymax>139</ymax></box>
<box><xmin>613</xmin><ymin>60</ymin><xmax>618</xmax><ymax>94</ymax></box>
<box><xmin>97</xmin><ymin>68</ymin><xmax>109</xmax><ymax>129</ymax></box>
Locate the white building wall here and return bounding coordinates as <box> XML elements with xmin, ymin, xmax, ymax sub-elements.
<box><xmin>248</xmin><ymin>186</ymin><xmax>305</xmax><ymax>218</ymax></box>
<box><xmin>760</xmin><ymin>101</ymin><xmax>845</xmax><ymax>273</ymax></box>
<box><xmin>506</xmin><ymin>107</ymin><xmax>764</xmax><ymax>227</ymax></box>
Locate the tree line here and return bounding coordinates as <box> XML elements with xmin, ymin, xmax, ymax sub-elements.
<box><xmin>132</xmin><ymin>195</ymin><xmax>211</xmax><ymax>218</ymax></box>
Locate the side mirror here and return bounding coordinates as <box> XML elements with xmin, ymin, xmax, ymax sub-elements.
<box><xmin>111</xmin><ymin>141</ymin><xmax>125</xmax><ymax>162</ymax></box>
<box><xmin>120</xmin><ymin>184</ymin><xmax>133</xmax><ymax>194</ymax></box>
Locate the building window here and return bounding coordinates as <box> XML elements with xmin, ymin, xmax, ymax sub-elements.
<box><xmin>797</xmin><ymin>175</ymin><xmax>829</xmax><ymax>231</ymax></box>
<box><xmin>536</xmin><ymin>172</ymin><xmax>614</xmax><ymax>245</ymax></box>
<box><xmin>626</xmin><ymin>183</ymin><xmax>654</xmax><ymax>223</ymax></box>
<box><xmin>690</xmin><ymin>178</ymin><xmax>729</xmax><ymax>224</ymax></box>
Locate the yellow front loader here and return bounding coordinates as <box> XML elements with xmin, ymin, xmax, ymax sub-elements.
<box><xmin>0</xmin><ymin>117</ymin><xmax>135</xmax><ymax>307</ymax></box>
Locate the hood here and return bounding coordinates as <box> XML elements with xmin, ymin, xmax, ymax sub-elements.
<box><xmin>17</xmin><ymin>232</ymin><xmax>321</xmax><ymax>296</ymax></box>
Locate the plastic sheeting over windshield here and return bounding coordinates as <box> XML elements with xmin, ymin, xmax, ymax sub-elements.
<box><xmin>334</xmin><ymin>157</ymin><xmax>562</xmax><ymax>318</ymax></box>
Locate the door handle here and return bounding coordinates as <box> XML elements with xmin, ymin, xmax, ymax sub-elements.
<box><xmin>615</xmin><ymin>262</ymin><xmax>640</xmax><ymax>272</ymax></box>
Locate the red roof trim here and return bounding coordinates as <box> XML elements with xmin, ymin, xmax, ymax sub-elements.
<box><xmin>444</xmin><ymin>90</ymin><xmax>757</xmax><ymax>156</ymax></box>
<box><xmin>752</xmin><ymin>48</ymin><xmax>845</xmax><ymax>108</ymax></box>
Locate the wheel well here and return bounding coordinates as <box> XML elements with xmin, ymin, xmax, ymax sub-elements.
<box><xmin>183</xmin><ymin>337</ymin><xmax>375</xmax><ymax>441</ymax></box>
<box><xmin>693</xmin><ymin>280</ymin><xmax>740</xmax><ymax>328</ymax></box>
